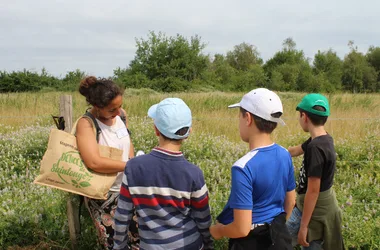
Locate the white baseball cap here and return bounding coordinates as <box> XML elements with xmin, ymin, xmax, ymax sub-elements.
<box><xmin>228</xmin><ymin>88</ymin><xmax>285</xmax><ymax>125</ymax></box>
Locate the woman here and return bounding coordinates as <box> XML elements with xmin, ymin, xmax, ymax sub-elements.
<box><xmin>76</xmin><ymin>76</ymin><xmax>139</xmax><ymax>250</ymax></box>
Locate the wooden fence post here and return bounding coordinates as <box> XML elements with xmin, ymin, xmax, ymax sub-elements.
<box><xmin>60</xmin><ymin>95</ymin><xmax>73</xmax><ymax>133</ymax></box>
<box><xmin>60</xmin><ymin>95</ymin><xmax>80</xmax><ymax>249</ymax></box>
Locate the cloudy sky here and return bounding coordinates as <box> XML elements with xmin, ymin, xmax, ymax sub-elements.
<box><xmin>1</xmin><ymin>0</ymin><xmax>379</xmax><ymax>77</ymax></box>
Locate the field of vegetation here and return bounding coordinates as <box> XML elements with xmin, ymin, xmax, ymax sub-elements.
<box><xmin>0</xmin><ymin>90</ymin><xmax>379</xmax><ymax>249</ymax></box>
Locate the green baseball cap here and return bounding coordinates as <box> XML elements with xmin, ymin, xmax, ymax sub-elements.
<box><xmin>296</xmin><ymin>93</ymin><xmax>330</xmax><ymax>116</ymax></box>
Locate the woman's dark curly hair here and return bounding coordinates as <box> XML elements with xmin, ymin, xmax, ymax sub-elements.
<box><xmin>79</xmin><ymin>76</ymin><xmax>124</xmax><ymax>108</ymax></box>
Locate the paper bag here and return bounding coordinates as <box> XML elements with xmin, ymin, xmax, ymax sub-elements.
<box><xmin>34</xmin><ymin>128</ymin><xmax>123</xmax><ymax>199</ymax></box>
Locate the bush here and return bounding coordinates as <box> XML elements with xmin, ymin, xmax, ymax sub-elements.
<box><xmin>0</xmin><ymin>70</ymin><xmax>60</xmax><ymax>92</ymax></box>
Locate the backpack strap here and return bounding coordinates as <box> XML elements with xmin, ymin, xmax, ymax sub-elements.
<box><xmin>119</xmin><ymin>108</ymin><xmax>132</xmax><ymax>136</ymax></box>
<box><xmin>119</xmin><ymin>109</ymin><xmax>127</xmax><ymax>126</ymax></box>
<box><xmin>83</xmin><ymin>111</ymin><xmax>101</xmax><ymax>143</ymax></box>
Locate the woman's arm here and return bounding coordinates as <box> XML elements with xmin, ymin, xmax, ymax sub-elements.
<box><xmin>76</xmin><ymin>118</ymin><xmax>126</xmax><ymax>173</ymax></box>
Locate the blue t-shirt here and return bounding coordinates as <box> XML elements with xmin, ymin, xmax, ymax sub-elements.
<box><xmin>217</xmin><ymin>144</ymin><xmax>296</xmax><ymax>224</ymax></box>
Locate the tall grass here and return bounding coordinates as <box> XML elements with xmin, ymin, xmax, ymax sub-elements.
<box><xmin>0</xmin><ymin>90</ymin><xmax>379</xmax><ymax>249</ymax></box>
<box><xmin>1</xmin><ymin>90</ymin><xmax>379</xmax><ymax>144</ymax></box>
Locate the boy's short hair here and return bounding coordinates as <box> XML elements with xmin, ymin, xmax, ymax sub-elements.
<box><xmin>148</xmin><ymin>98</ymin><xmax>192</xmax><ymax>140</ymax></box>
<box><xmin>160</xmin><ymin>127</ymin><xmax>190</xmax><ymax>141</ymax></box>
<box><xmin>229</xmin><ymin>88</ymin><xmax>285</xmax><ymax>132</ymax></box>
<box><xmin>298</xmin><ymin>107</ymin><xmax>328</xmax><ymax>126</ymax></box>
<box><xmin>240</xmin><ymin>108</ymin><xmax>281</xmax><ymax>133</ymax></box>
<box><xmin>296</xmin><ymin>93</ymin><xmax>330</xmax><ymax>126</ymax></box>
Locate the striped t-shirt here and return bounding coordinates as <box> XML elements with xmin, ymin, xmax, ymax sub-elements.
<box><xmin>113</xmin><ymin>147</ymin><xmax>213</xmax><ymax>250</ymax></box>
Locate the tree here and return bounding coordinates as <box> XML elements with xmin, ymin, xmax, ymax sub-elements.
<box><xmin>313</xmin><ymin>49</ymin><xmax>343</xmax><ymax>91</ymax></box>
<box><xmin>342</xmin><ymin>41</ymin><xmax>378</xmax><ymax>92</ymax></box>
<box><xmin>264</xmin><ymin>38</ymin><xmax>307</xmax><ymax>74</ymax></box>
<box><xmin>342</xmin><ymin>51</ymin><xmax>365</xmax><ymax>93</ymax></box>
<box><xmin>367</xmin><ymin>46</ymin><xmax>380</xmax><ymax>72</ymax></box>
<box><xmin>207</xmin><ymin>54</ymin><xmax>236</xmax><ymax>89</ymax></box>
<box><xmin>226</xmin><ymin>42</ymin><xmax>263</xmax><ymax>71</ymax></box>
<box><xmin>282</xmin><ymin>37</ymin><xmax>297</xmax><ymax>51</ymax></box>
<box><xmin>124</xmin><ymin>31</ymin><xmax>208</xmax><ymax>91</ymax></box>
<box><xmin>269</xmin><ymin>70</ymin><xmax>285</xmax><ymax>91</ymax></box>
<box><xmin>362</xmin><ymin>65</ymin><xmax>378</xmax><ymax>92</ymax></box>
<box><xmin>60</xmin><ymin>69</ymin><xmax>86</xmax><ymax>91</ymax></box>
<box><xmin>297</xmin><ymin>62</ymin><xmax>315</xmax><ymax>91</ymax></box>
<box><xmin>275</xmin><ymin>63</ymin><xmax>300</xmax><ymax>91</ymax></box>
<box><xmin>229</xmin><ymin>65</ymin><xmax>266</xmax><ymax>91</ymax></box>
<box><xmin>264</xmin><ymin>38</ymin><xmax>311</xmax><ymax>91</ymax></box>
<box><xmin>366</xmin><ymin>46</ymin><xmax>380</xmax><ymax>88</ymax></box>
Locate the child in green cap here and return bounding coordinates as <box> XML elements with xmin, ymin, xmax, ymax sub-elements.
<box><xmin>286</xmin><ymin>93</ymin><xmax>344</xmax><ymax>250</ymax></box>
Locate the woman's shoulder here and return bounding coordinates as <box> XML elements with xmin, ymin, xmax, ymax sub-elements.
<box><xmin>77</xmin><ymin>116</ymin><xmax>95</xmax><ymax>128</ymax></box>
<box><xmin>75</xmin><ymin>116</ymin><xmax>97</xmax><ymax>137</ymax></box>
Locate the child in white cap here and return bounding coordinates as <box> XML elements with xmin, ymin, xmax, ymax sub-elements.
<box><xmin>113</xmin><ymin>98</ymin><xmax>213</xmax><ymax>250</ymax></box>
<box><xmin>210</xmin><ymin>88</ymin><xmax>296</xmax><ymax>250</ymax></box>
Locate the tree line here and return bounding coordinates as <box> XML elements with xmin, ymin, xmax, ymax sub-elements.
<box><xmin>1</xmin><ymin>31</ymin><xmax>379</xmax><ymax>93</ymax></box>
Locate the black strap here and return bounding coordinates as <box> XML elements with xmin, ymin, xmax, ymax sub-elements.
<box><xmin>119</xmin><ymin>109</ymin><xmax>127</xmax><ymax>125</ymax></box>
<box><xmin>52</xmin><ymin>115</ymin><xmax>65</xmax><ymax>130</ymax></box>
<box><xmin>83</xmin><ymin>111</ymin><xmax>101</xmax><ymax>142</ymax></box>
<box><xmin>119</xmin><ymin>109</ymin><xmax>131</xmax><ymax>135</ymax></box>
<box><xmin>78</xmin><ymin>195</ymin><xmax>85</xmax><ymax>233</ymax></box>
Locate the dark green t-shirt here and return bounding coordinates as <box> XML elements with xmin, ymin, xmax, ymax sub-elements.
<box><xmin>297</xmin><ymin>134</ymin><xmax>336</xmax><ymax>194</ymax></box>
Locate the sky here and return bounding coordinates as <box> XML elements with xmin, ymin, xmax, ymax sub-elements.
<box><xmin>1</xmin><ymin>0</ymin><xmax>379</xmax><ymax>77</ymax></box>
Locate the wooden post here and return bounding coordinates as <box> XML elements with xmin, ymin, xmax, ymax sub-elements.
<box><xmin>60</xmin><ymin>95</ymin><xmax>80</xmax><ymax>249</ymax></box>
<box><xmin>60</xmin><ymin>95</ymin><xmax>73</xmax><ymax>133</ymax></box>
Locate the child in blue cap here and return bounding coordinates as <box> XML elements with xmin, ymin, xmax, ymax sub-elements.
<box><xmin>113</xmin><ymin>98</ymin><xmax>213</xmax><ymax>250</ymax></box>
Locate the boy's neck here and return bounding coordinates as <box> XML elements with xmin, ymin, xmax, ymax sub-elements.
<box><xmin>248</xmin><ymin>133</ymin><xmax>273</xmax><ymax>151</ymax></box>
<box><xmin>158</xmin><ymin>137</ymin><xmax>182</xmax><ymax>152</ymax></box>
<box><xmin>309</xmin><ymin>125</ymin><xmax>327</xmax><ymax>139</ymax></box>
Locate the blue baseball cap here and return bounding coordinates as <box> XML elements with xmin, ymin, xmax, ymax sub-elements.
<box><xmin>147</xmin><ymin>98</ymin><xmax>192</xmax><ymax>140</ymax></box>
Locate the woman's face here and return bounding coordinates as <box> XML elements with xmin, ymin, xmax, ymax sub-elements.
<box><xmin>98</xmin><ymin>95</ymin><xmax>123</xmax><ymax>120</ymax></box>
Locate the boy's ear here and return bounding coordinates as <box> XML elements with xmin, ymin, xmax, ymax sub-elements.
<box><xmin>154</xmin><ymin>125</ymin><xmax>160</xmax><ymax>136</ymax></box>
<box><xmin>301</xmin><ymin>112</ymin><xmax>308</xmax><ymax>123</ymax></box>
<box><xmin>246</xmin><ymin>112</ymin><xmax>254</xmax><ymax>126</ymax></box>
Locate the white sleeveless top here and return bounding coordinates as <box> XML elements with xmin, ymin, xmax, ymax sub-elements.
<box><xmin>96</xmin><ymin>116</ymin><xmax>130</xmax><ymax>192</ymax></box>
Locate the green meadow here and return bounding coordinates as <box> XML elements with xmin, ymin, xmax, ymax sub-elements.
<box><xmin>0</xmin><ymin>90</ymin><xmax>379</xmax><ymax>249</ymax></box>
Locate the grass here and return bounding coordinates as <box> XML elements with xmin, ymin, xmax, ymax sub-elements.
<box><xmin>0</xmin><ymin>89</ymin><xmax>379</xmax><ymax>249</ymax></box>
<box><xmin>1</xmin><ymin>90</ymin><xmax>379</xmax><ymax>144</ymax></box>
